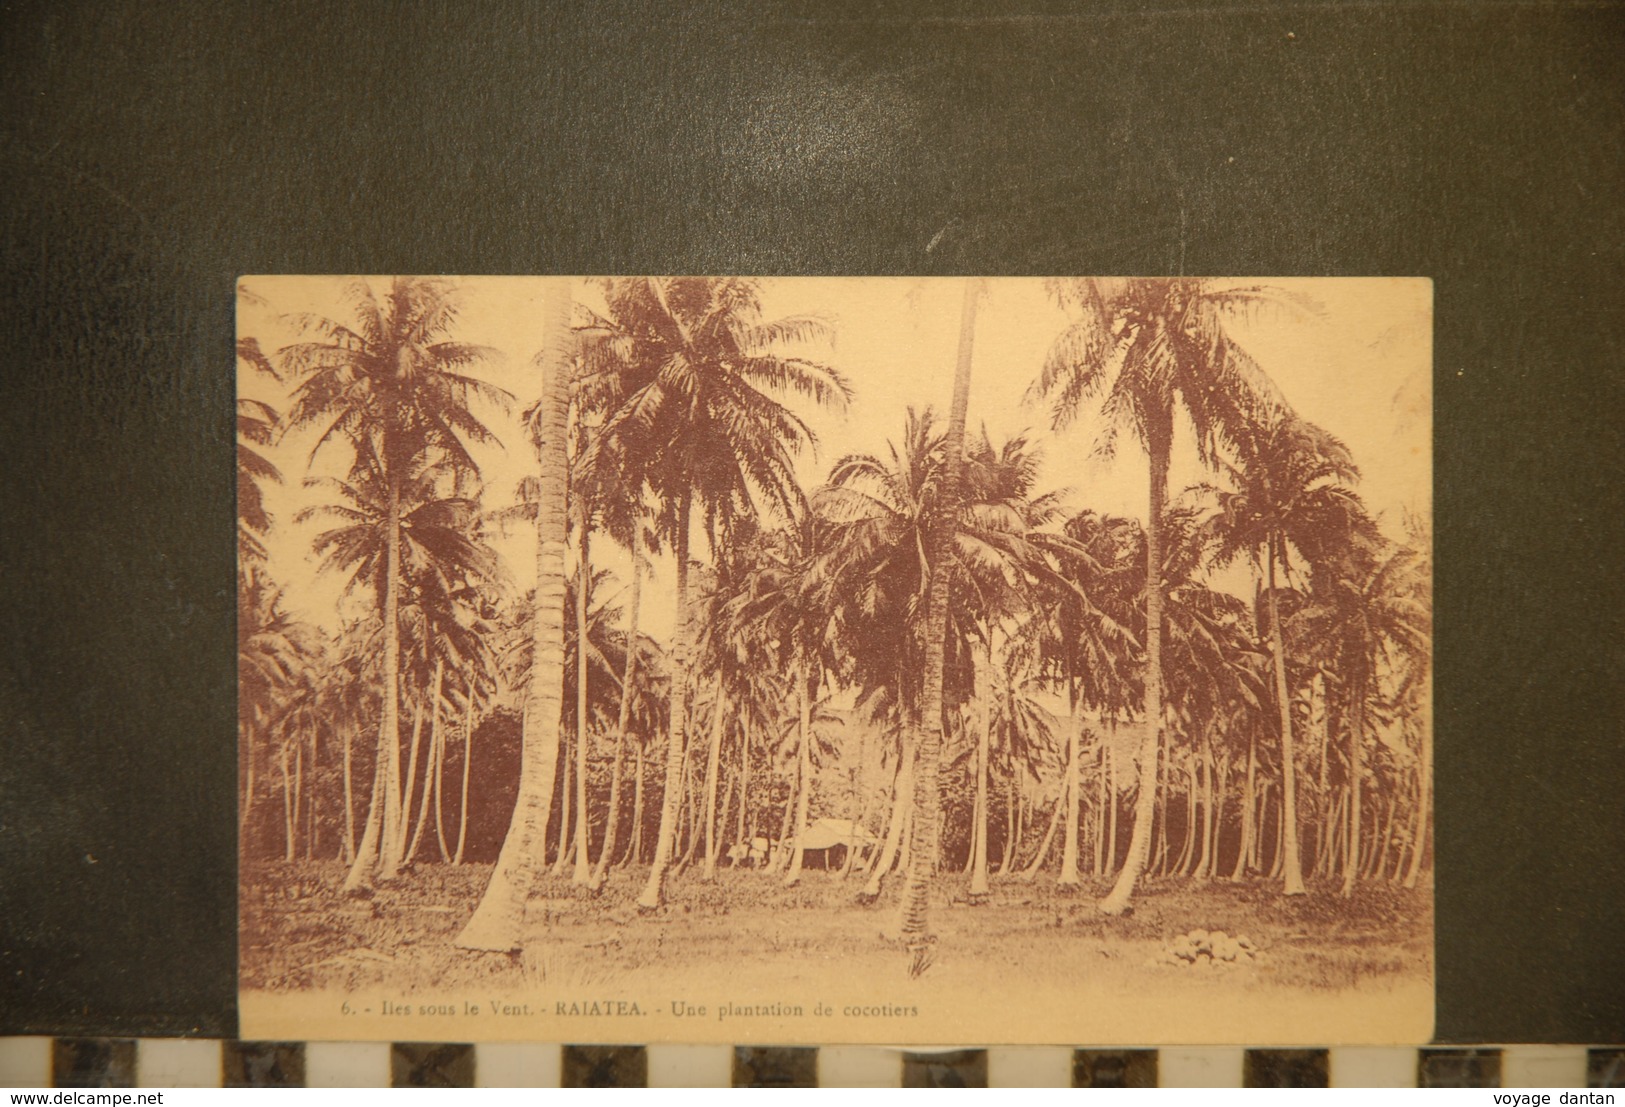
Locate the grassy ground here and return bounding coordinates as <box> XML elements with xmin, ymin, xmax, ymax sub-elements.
<box><xmin>242</xmin><ymin>859</ymin><xmax>1431</xmax><ymax>1002</ymax></box>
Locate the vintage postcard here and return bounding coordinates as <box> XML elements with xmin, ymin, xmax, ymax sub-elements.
<box><xmin>237</xmin><ymin>275</ymin><xmax>1433</xmax><ymax>1045</ymax></box>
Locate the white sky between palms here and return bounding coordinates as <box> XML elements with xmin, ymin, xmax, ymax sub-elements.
<box><xmin>239</xmin><ymin>276</ymin><xmax>1431</xmax><ymax>648</ymax></box>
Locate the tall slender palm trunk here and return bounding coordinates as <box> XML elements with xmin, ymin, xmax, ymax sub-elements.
<box><xmin>1105</xmin><ymin>719</ymin><xmax>1119</xmax><ymax>875</ymax></box>
<box><xmin>1403</xmin><ymin>695</ymin><xmax>1432</xmax><ymax>888</ymax></box>
<box><xmin>344</xmin><ymin>468</ymin><xmax>405</xmax><ymax>892</ymax></box>
<box><xmin>433</xmin><ymin>686</ymin><xmax>452</xmax><ymax>863</ymax></box>
<box><xmin>627</xmin><ymin>738</ymin><xmax>647</xmax><ymax>865</ymax></box>
<box><xmin>860</xmin><ymin>738</ymin><xmax>912</xmax><ymax>901</ymax></box>
<box><xmin>638</xmin><ymin>491</ymin><xmax>694</xmax><ymax>909</ymax></box>
<box><xmin>551</xmin><ymin>732</ymin><xmax>573</xmax><ymax>874</ymax></box>
<box><xmin>1058</xmin><ymin>671</ymin><xmax>1082</xmax><ymax>886</ymax></box>
<box><xmin>594</xmin><ymin>555</ymin><xmax>641</xmax><ymax>883</ymax></box>
<box><xmin>397</xmin><ymin>685</ymin><xmax>426</xmax><ymax>864</ymax></box>
<box><xmin>350</xmin><ymin>742</ymin><xmax>385</xmax><ymax>889</ymax></box>
<box><xmin>900</xmin><ymin>279</ymin><xmax>978</xmax><ymax>953</ymax></box>
<box><xmin>771</xmin><ymin>751</ymin><xmax>798</xmax><ymax>874</ymax></box>
<box><xmin>1342</xmin><ymin>667</ymin><xmax>1367</xmax><ymax>897</ymax></box>
<box><xmin>572</xmin><ymin>522</ymin><xmax>594</xmax><ymax>885</ymax></box>
<box><xmin>407</xmin><ymin>659</ymin><xmax>444</xmax><ymax>861</ymax></box>
<box><xmin>738</xmin><ymin>718</ymin><xmax>751</xmax><ymax>849</ymax></box>
<box><xmin>784</xmin><ymin>669</ymin><xmax>815</xmax><ymax>885</ymax></box>
<box><xmin>1266</xmin><ymin>544</ymin><xmax>1306</xmax><ymax>894</ymax></box>
<box><xmin>969</xmin><ymin>639</ymin><xmax>993</xmax><ymax>898</ymax></box>
<box><xmin>1102</xmin><ymin>433</ymin><xmax>1169</xmax><ymax>914</ymax></box>
<box><xmin>279</xmin><ymin>742</ymin><xmax>296</xmax><ymax>862</ymax></box>
<box><xmin>1195</xmin><ymin>725</ymin><xmax>1216</xmax><ymax>879</ymax></box>
<box><xmin>702</xmin><ymin>677</ymin><xmax>727</xmax><ymax>879</ymax></box>
<box><xmin>456</xmin><ymin>279</ymin><xmax>573</xmax><ymax>951</ymax></box>
<box><xmin>241</xmin><ymin>730</ymin><xmax>257</xmax><ymax>841</ymax></box>
<box><xmin>1091</xmin><ymin>741</ymin><xmax>1105</xmax><ymax>876</ymax></box>
<box><xmin>1230</xmin><ymin>726</ymin><xmax>1257</xmax><ymax>880</ymax></box>
<box><xmin>1019</xmin><ymin>759</ymin><xmax>1068</xmax><ymax>880</ymax></box>
<box><xmin>341</xmin><ymin>725</ymin><xmax>357</xmax><ymax>863</ymax></box>
<box><xmin>454</xmin><ymin>698</ymin><xmax>475</xmax><ymax>864</ymax></box>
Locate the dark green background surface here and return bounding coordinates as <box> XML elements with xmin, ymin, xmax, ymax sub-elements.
<box><xmin>1</xmin><ymin>0</ymin><xmax>1620</xmax><ymax>1043</ymax></box>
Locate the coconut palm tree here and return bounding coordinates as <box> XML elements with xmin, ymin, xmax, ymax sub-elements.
<box><xmin>954</xmin><ymin>430</ymin><xmax>1071</xmax><ymax>896</ymax></box>
<box><xmin>1028</xmin><ymin>509</ymin><xmax>1142</xmax><ymax>886</ymax></box>
<box><xmin>817</xmin><ymin>406</ymin><xmax>1067</xmax><ymax>899</ymax></box>
<box><xmin>297</xmin><ymin>450</ymin><xmax>506</xmax><ymax>876</ymax></box>
<box><xmin>280</xmin><ymin>277</ymin><xmax>507</xmax><ymax>889</ymax></box>
<box><xmin>1030</xmin><ymin>277</ymin><xmax>1302</xmax><ymax>914</ymax></box>
<box><xmin>575</xmin><ymin>277</ymin><xmax>849</xmax><ymax>911</ymax></box>
<box><xmin>1299</xmin><ymin>532</ymin><xmax>1429</xmax><ymax>896</ymax></box>
<box><xmin>237</xmin><ymin>570</ymin><xmax>324</xmax><ymax>854</ymax></box>
<box><xmin>1207</xmin><ymin>413</ymin><xmax>1365</xmax><ymax>895</ymax></box>
<box><xmin>1159</xmin><ymin>502</ymin><xmax>1267</xmax><ymax>881</ymax></box>
<box><xmin>457</xmin><ymin>278</ymin><xmax>572</xmax><ymax>951</ymax></box>
<box><xmin>898</xmin><ymin>278</ymin><xmax>981</xmax><ymax>962</ymax></box>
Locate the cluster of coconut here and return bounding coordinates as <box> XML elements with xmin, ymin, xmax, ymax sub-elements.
<box><xmin>1152</xmin><ymin>928</ymin><xmax>1263</xmax><ymax>970</ymax></box>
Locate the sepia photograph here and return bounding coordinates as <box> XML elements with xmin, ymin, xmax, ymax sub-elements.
<box><xmin>237</xmin><ymin>275</ymin><xmax>1433</xmax><ymax>1045</ymax></box>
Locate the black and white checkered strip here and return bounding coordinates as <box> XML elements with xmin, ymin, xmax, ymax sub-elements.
<box><xmin>1</xmin><ymin>1040</ymin><xmax>1620</xmax><ymax>1088</ymax></box>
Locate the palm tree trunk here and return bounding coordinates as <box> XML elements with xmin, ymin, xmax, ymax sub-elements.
<box><xmin>997</xmin><ymin>770</ymin><xmax>1017</xmax><ymax>875</ymax></box>
<box><xmin>1174</xmin><ymin>753</ymin><xmax>1196</xmax><ymax>876</ymax></box>
<box><xmin>718</xmin><ymin>763</ymin><xmax>739</xmax><ymax>868</ymax></box>
<box><xmin>1102</xmin><ymin>430</ymin><xmax>1169</xmax><ymax>915</ymax></box>
<box><xmin>304</xmin><ymin>735</ymin><xmax>316</xmax><ymax>859</ymax></box>
<box><xmin>627</xmin><ymin>738</ymin><xmax>647</xmax><ymax>866</ymax></box>
<box><xmin>1105</xmin><ymin>720</ymin><xmax>1120</xmax><ymax>875</ymax></box>
<box><xmin>345</xmin><ymin>466</ymin><xmax>406</xmax><ymax>892</ymax></box>
<box><xmin>342</xmin><ymin>725</ymin><xmax>356</xmax><ymax>864</ymax></box>
<box><xmin>1196</xmin><ymin>727</ymin><xmax>1216</xmax><ymax>879</ymax></box>
<box><xmin>1091</xmin><ymin>741</ymin><xmax>1105</xmax><ymax>876</ymax></box>
<box><xmin>240</xmin><ymin>726</ymin><xmax>257</xmax><ymax>842</ymax></box>
<box><xmin>1229</xmin><ymin>726</ymin><xmax>1257</xmax><ymax>880</ymax></box>
<box><xmin>772</xmin><ymin>751</ymin><xmax>798</xmax><ymax>873</ymax></box>
<box><xmin>1342</xmin><ymin>668</ymin><xmax>1366</xmax><ymax>897</ymax></box>
<box><xmin>738</xmin><ymin>718</ymin><xmax>751</xmax><ymax>848</ymax></box>
<box><xmin>280</xmin><ymin>742</ymin><xmax>295</xmax><ymax>862</ymax></box>
<box><xmin>1315</xmin><ymin>677</ymin><xmax>1335</xmax><ymax>877</ymax></box>
<box><xmin>407</xmin><ymin>659</ymin><xmax>444</xmax><ymax>862</ymax></box>
<box><xmin>594</xmin><ymin>554</ymin><xmax>642</xmax><ymax>882</ymax></box>
<box><xmin>1058</xmin><ymin>669</ymin><xmax>1082</xmax><ymax>887</ymax></box>
<box><xmin>702</xmin><ymin>677</ymin><xmax>727</xmax><ymax>879</ymax></box>
<box><xmin>552</xmin><ymin>730</ymin><xmax>573</xmax><ymax>874</ymax></box>
<box><xmin>842</xmin><ymin>712</ymin><xmax>870</xmax><ymax>879</ymax></box>
<box><xmin>1403</xmin><ymin>694</ymin><xmax>1432</xmax><ymax>888</ymax></box>
<box><xmin>1268</xmin><ymin>784</ymin><xmax>1285</xmax><ymax>879</ymax></box>
<box><xmin>900</xmin><ymin>278</ymin><xmax>978</xmax><ymax>953</ymax></box>
<box><xmin>572</xmin><ymin>523</ymin><xmax>594</xmax><ymax>884</ymax></box>
<box><xmin>456</xmin><ymin>278</ymin><xmax>573</xmax><ymax>950</ymax></box>
<box><xmin>785</xmin><ymin>666</ymin><xmax>815</xmax><ymax>885</ymax></box>
<box><xmin>397</xmin><ymin>683</ymin><xmax>427</xmax><ymax>866</ymax></box>
<box><xmin>677</xmin><ymin>746</ymin><xmax>702</xmax><ymax>869</ymax></box>
<box><xmin>1266</xmin><ymin>548</ymin><xmax>1307</xmax><ymax>894</ymax></box>
<box><xmin>637</xmin><ymin>489</ymin><xmax>694</xmax><ymax>910</ymax></box>
<box><xmin>350</xmin><ymin>740</ymin><xmax>385</xmax><ymax>887</ymax></box>
<box><xmin>433</xmin><ymin>693</ymin><xmax>452</xmax><ymax>863</ymax></box>
<box><xmin>454</xmin><ymin>699</ymin><xmax>475</xmax><ymax>865</ymax></box>
<box><xmin>969</xmin><ymin>639</ymin><xmax>993</xmax><ymax>898</ymax></box>
<box><xmin>1375</xmin><ymin>795</ymin><xmax>1398</xmax><ymax>880</ymax></box>
<box><xmin>860</xmin><ymin>741</ymin><xmax>911</xmax><ymax>901</ymax></box>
